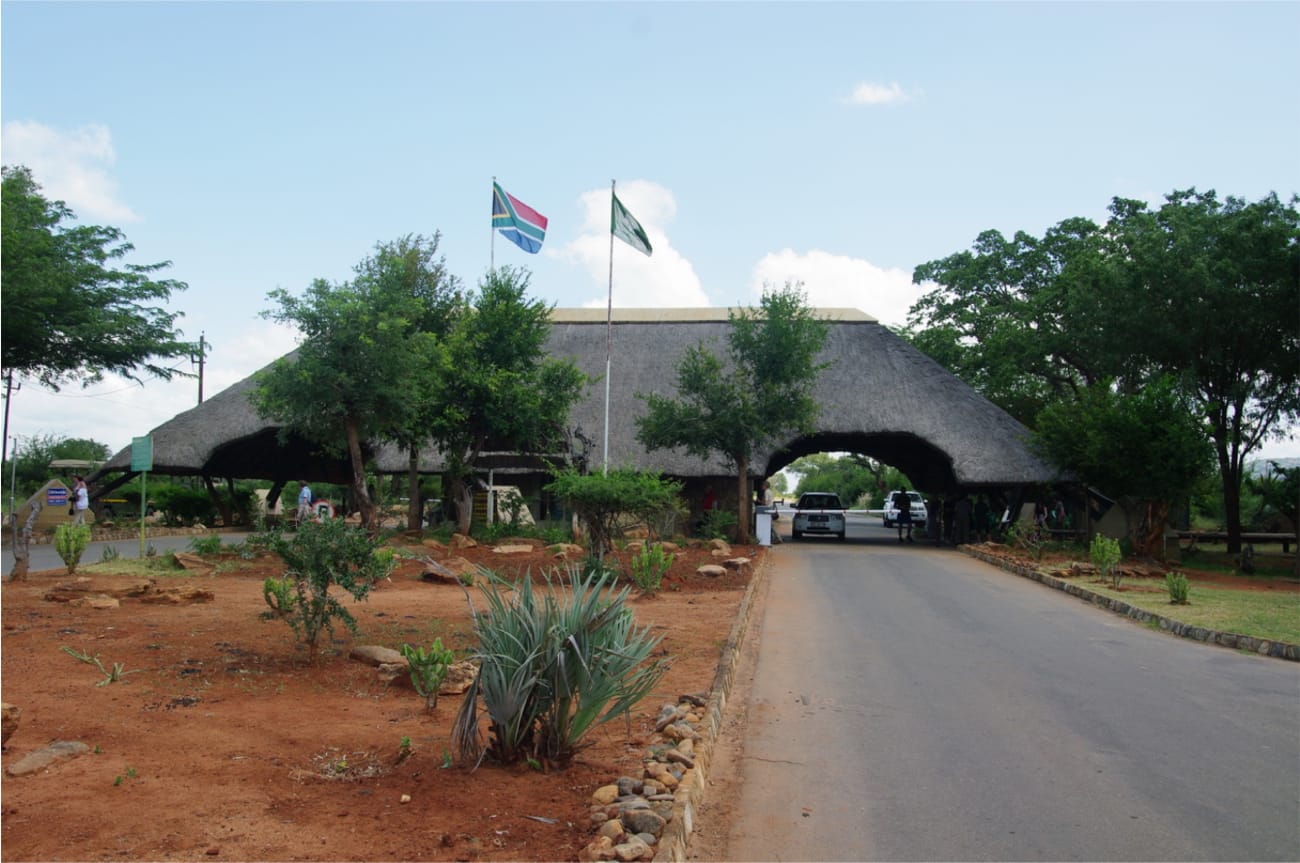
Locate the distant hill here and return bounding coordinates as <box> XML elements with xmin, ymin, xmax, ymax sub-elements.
<box><xmin>1247</xmin><ymin>457</ymin><xmax>1299</xmax><ymax>477</ymax></box>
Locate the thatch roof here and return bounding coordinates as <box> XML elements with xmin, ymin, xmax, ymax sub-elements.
<box><xmin>100</xmin><ymin>307</ymin><xmax>1061</xmax><ymax>492</ymax></box>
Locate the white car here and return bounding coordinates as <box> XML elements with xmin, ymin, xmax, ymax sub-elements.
<box><xmin>882</xmin><ymin>490</ymin><xmax>927</xmax><ymax>528</ymax></box>
<box><xmin>792</xmin><ymin>492</ymin><xmax>847</xmax><ymax>541</ymax></box>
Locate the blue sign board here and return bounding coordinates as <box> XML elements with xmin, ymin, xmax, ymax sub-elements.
<box><xmin>47</xmin><ymin>487</ymin><xmax>69</xmax><ymax>505</ymax></box>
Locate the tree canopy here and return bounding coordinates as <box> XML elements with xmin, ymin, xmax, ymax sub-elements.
<box><xmin>1034</xmin><ymin>377</ymin><xmax>1214</xmax><ymax>554</ymax></box>
<box><xmin>910</xmin><ymin>189</ymin><xmax>1300</xmax><ymax>550</ymax></box>
<box><xmin>2</xmin><ymin>434</ymin><xmax>111</xmax><ymax>501</ymax></box>
<box><xmin>351</xmin><ymin>234</ymin><xmax>462</xmax><ymax>529</ymax></box>
<box><xmin>1</xmin><ymin>165</ymin><xmax>195</xmax><ymax>390</ymax></box>
<box><xmin>254</xmin><ymin>237</ymin><xmax>448</xmax><ymax>529</ymax></box>
<box><xmin>636</xmin><ymin>284</ymin><xmax>830</xmax><ymax>542</ymax></box>
<box><xmin>424</xmin><ymin>267</ymin><xmax>587</xmax><ymax>534</ymax></box>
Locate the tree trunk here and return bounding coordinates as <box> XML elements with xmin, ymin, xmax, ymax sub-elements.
<box><xmin>735</xmin><ymin>455</ymin><xmax>752</xmax><ymax>544</ymax></box>
<box><xmin>407</xmin><ymin>446</ymin><xmax>422</xmax><ymax>531</ymax></box>
<box><xmin>1213</xmin><ymin>433</ymin><xmax>1245</xmax><ymax>554</ymax></box>
<box><xmin>202</xmin><ymin>475</ymin><xmax>232</xmax><ymax>527</ymax></box>
<box><xmin>344</xmin><ymin>418</ymin><xmax>375</xmax><ymax>531</ymax></box>
<box><xmin>456</xmin><ymin>483</ymin><xmax>474</xmax><ymax>535</ymax></box>
<box><xmin>1133</xmin><ymin>499</ymin><xmax>1169</xmax><ymax>558</ymax></box>
<box><xmin>7</xmin><ymin>503</ymin><xmax>39</xmax><ymax>581</ymax></box>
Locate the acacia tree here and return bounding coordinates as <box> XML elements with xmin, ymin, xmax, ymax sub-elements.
<box><xmin>350</xmin><ymin>234</ymin><xmax>462</xmax><ymax>530</ymax></box>
<box><xmin>1034</xmin><ymin>377</ymin><xmax>1214</xmax><ymax>556</ymax></box>
<box><xmin>1101</xmin><ymin>191</ymin><xmax>1300</xmax><ymax>552</ymax></box>
<box><xmin>636</xmin><ymin>284</ymin><xmax>830</xmax><ymax>543</ymax></box>
<box><xmin>910</xmin><ymin>189</ymin><xmax>1299</xmax><ymax>552</ymax></box>
<box><xmin>907</xmin><ymin>217</ymin><xmax>1115</xmax><ymax>426</ymax></box>
<box><xmin>1</xmin><ymin>166</ymin><xmax>196</xmax><ymax>389</ymax></box>
<box><xmin>254</xmin><ymin>248</ymin><xmax>438</xmax><ymax>531</ymax></box>
<box><xmin>425</xmin><ymin>267</ymin><xmax>587</xmax><ymax>535</ymax></box>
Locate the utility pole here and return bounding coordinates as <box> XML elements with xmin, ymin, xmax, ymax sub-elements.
<box><xmin>196</xmin><ymin>333</ymin><xmax>206</xmax><ymax>404</ymax></box>
<box><xmin>1</xmin><ymin>372</ymin><xmax>19</xmax><ymax>467</ymax></box>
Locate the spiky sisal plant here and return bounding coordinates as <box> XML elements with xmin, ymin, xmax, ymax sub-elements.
<box><xmin>451</xmin><ymin>564</ymin><xmax>668</xmax><ymax>768</ymax></box>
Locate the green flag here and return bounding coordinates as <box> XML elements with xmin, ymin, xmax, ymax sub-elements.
<box><xmin>611</xmin><ymin>192</ymin><xmax>653</xmax><ymax>256</ymax></box>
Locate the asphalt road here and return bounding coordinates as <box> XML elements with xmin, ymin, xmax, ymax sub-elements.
<box><xmin>726</xmin><ymin>517</ymin><xmax>1300</xmax><ymax>861</ymax></box>
<box><xmin>6</xmin><ymin>532</ymin><xmax>252</xmax><ymax>574</ymax></box>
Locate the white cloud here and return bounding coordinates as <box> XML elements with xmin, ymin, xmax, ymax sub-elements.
<box><xmin>845</xmin><ymin>81</ymin><xmax>911</xmax><ymax>106</ymax></box>
<box><xmin>557</xmin><ymin>181</ymin><xmax>710</xmax><ymax>309</ymax></box>
<box><xmin>1</xmin><ymin>120</ymin><xmax>139</xmax><ymax>222</ymax></box>
<box><xmin>9</xmin><ymin>322</ymin><xmax>301</xmax><ymax>458</ymax></box>
<box><xmin>748</xmin><ymin>249</ymin><xmax>920</xmax><ymax>328</ymax></box>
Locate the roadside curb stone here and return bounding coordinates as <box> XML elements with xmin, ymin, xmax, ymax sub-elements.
<box><xmin>653</xmin><ymin>552</ymin><xmax>769</xmax><ymax>862</ymax></box>
<box><xmin>578</xmin><ymin>550</ymin><xmax>770</xmax><ymax>862</ymax></box>
<box><xmin>962</xmin><ymin>544</ymin><xmax>1300</xmax><ymax>662</ymax></box>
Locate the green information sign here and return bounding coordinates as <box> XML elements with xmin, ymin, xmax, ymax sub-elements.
<box><xmin>131</xmin><ymin>436</ymin><xmax>153</xmax><ymax>472</ymax></box>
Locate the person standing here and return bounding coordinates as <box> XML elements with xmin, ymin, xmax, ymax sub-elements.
<box><xmin>71</xmin><ymin>475</ymin><xmax>90</xmax><ymax>525</ymax></box>
<box><xmin>762</xmin><ymin>480</ymin><xmax>782</xmax><ymax>544</ymax></box>
<box><xmin>954</xmin><ymin>492</ymin><xmax>972</xmax><ymax>546</ymax></box>
<box><xmin>296</xmin><ymin>481</ymin><xmax>313</xmax><ymax>526</ymax></box>
<box><xmin>896</xmin><ymin>491</ymin><xmax>913</xmax><ymax>543</ymax></box>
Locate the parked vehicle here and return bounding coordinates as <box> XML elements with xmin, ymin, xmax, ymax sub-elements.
<box><xmin>882</xmin><ymin>490</ymin><xmax>927</xmax><ymax>528</ymax></box>
<box><xmin>792</xmin><ymin>491</ymin><xmax>847</xmax><ymax>541</ymax></box>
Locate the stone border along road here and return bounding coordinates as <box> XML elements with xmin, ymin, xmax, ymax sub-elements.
<box><xmin>650</xmin><ymin>551</ymin><xmax>770</xmax><ymax>863</ymax></box>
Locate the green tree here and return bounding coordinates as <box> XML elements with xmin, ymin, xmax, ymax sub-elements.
<box><xmin>1245</xmin><ymin>462</ymin><xmax>1300</xmax><ymax>578</ymax></box>
<box><xmin>425</xmin><ymin>267</ymin><xmax>587</xmax><ymax>534</ymax></box>
<box><xmin>545</xmin><ymin>466</ymin><xmax>684</xmax><ymax>562</ymax></box>
<box><xmin>910</xmin><ymin>189</ymin><xmax>1300</xmax><ymax>552</ymax></box>
<box><xmin>1</xmin><ymin>165</ymin><xmax>196</xmax><ymax>389</ymax></box>
<box><xmin>1034</xmin><ymin>378</ymin><xmax>1214</xmax><ymax>556</ymax></box>
<box><xmin>787</xmin><ymin>453</ymin><xmax>878</xmax><ymax>507</ymax></box>
<box><xmin>636</xmin><ymin>284</ymin><xmax>830</xmax><ymax>543</ymax></box>
<box><xmin>254</xmin><ymin>246</ymin><xmax>439</xmax><ymax>530</ymax></box>
<box><xmin>1101</xmin><ymin>190</ymin><xmax>1300</xmax><ymax>552</ymax></box>
<box><xmin>350</xmin><ymin>234</ymin><xmax>462</xmax><ymax>530</ymax></box>
<box><xmin>909</xmin><ymin>216</ymin><xmax>1115</xmax><ymax>426</ymax></box>
<box><xmin>3</xmin><ymin>434</ymin><xmax>111</xmax><ymax>502</ymax></box>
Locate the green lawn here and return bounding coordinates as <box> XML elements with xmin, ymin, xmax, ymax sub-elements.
<box><xmin>1071</xmin><ymin>575</ymin><xmax>1300</xmax><ymax>645</ymax></box>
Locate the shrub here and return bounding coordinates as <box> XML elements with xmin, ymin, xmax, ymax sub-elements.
<box><xmin>1006</xmin><ymin>521</ymin><xmax>1047</xmax><ymax>560</ymax></box>
<box><xmin>402</xmin><ymin>639</ymin><xmax>456</xmax><ymax>711</ymax></box>
<box><xmin>259</xmin><ymin>518</ymin><xmax>395</xmax><ymax>659</ymax></box>
<box><xmin>451</xmin><ymin>565</ymin><xmax>668</xmax><ymax>767</ymax></box>
<box><xmin>54</xmin><ymin>523</ymin><xmax>92</xmax><ymax>575</ymax></box>
<box><xmin>545</xmin><ymin>466</ymin><xmax>684</xmax><ymax>562</ymax></box>
<box><xmin>1091</xmin><ymin>533</ymin><xmax>1123</xmax><ymax>589</ymax></box>
<box><xmin>189</xmin><ymin>535</ymin><xmax>223</xmax><ymax>556</ymax></box>
<box><xmin>150</xmin><ymin>484</ymin><xmax>218</xmax><ymax>527</ymax></box>
<box><xmin>1166</xmin><ymin>571</ymin><xmax>1191</xmax><ymax>605</ymax></box>
<box><xmin>698</xmin><ymin>508</ymin><xmax>737</xmax><ymax>541</ymax></box>
<box><xmin>629</xmin><ymin>542</ymin><xmax>674</xmax><ymax>594</ymax></box>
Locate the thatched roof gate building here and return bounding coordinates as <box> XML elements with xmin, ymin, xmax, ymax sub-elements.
<box><xmin>98</xmin><ymin>308</ymin><xmax>1061</xmax><ymax>514</ymax></box>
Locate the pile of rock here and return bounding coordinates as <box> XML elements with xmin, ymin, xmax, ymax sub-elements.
<box><xmin>579</xmin><ymin>694</ymin><xmax>707</xmax><ymax>862</ymax></box>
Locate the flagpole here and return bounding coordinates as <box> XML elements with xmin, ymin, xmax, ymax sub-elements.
<box><xmin>489</xmin><ymin>177</ymin><xmax>496</xmax><ymax>274</ymax></box>
<box><xmin>603</xmin><ymin>179</ymin><xmax>616</xmax><ymax>475</ymax></box>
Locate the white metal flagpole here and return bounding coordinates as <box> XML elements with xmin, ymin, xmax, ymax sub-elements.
<box><xmin>603</xmin><ymin>179</ymin><xmax>616</xmax><ymax>474</ymax></box>
<box><xmin>489</xmin><ymin>176</ymin><xmax>496</xmax><ymax>274</ymax></box>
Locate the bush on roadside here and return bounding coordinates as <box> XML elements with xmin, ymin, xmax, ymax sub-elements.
<box><xmin>259</xmin><ymin>518</ymin><xmax>395</xmax><ymax>660</ymax></box>
<box><xmin>628</xmin><ymin>542</ymin><xmax>674</xmax><ymax>594</ymax></box>
<box><xmin>545</xmin><ymin>466</ymin><xmax>683</xmax><ymax>563</ymax></box>
<box><xmin>54</xmin><ymin>523</ymin><xmax>92</xmax><ymax>575</ymax></box>
<box><xmin>1165</xmin><ymin>571</ymin><xmax>1191</xmax><ymax>605</ymax></box>
<box><xmin>189</xmin><ymin>535</ymin><xmax>223</xmax><ymax>556</ymax></box>
<box><xmin>1091</xmin><ymin>533</ymin><xmax>1123</xmax><ymax>589</ymax></box>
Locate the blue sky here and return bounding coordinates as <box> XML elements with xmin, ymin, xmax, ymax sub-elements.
<box><xmin>3</xmin><ymin>1</ymin><xmax>1298</xmax><ymax>462</ymax></box>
